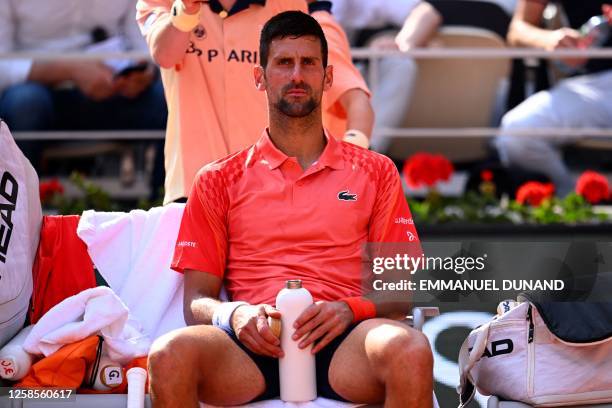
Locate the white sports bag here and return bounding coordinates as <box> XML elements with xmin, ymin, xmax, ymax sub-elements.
<box><xmin>0</xmin><ymin>120</ymin><xmax>42</xmax><ymax>347</ymax></box>
<box><xmin>458</xmin><ymin>299</ymin><xmax>612</xmax><ymax>407</ymax></box>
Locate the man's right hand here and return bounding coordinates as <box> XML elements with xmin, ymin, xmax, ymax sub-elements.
<box><xmin>231</xmin><ymin>304</ymin><xmax>284</xmax><ymax>358</ymax></box>
<box><xmin>545</xmin><ymin>28</ymin><xmax>588</xmax><ymax>68</ymax></box>
<box><xmin>71</xmin><ymin>61</ymin><xmax>116</xmax><ymax>101</ymax></box>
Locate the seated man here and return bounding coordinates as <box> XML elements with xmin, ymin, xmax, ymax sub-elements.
<box><xmin>148</xmin><ymin>11</ymin><xmax>433</xmax><ymax>408</ymax></box>
<box><xmin>495</xmin><ymin>0</ymin><xmax>612</xmax><ymax>196</ymax></box>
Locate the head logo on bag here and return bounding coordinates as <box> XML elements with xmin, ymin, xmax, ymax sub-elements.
<box><xmin>469</xmin><ymin>339</ymin><xmax>514</xmax><ymax>358</ymax></box>
<box><xmin>0</xmin><ymin>170</ymin><xmax>18</xmax><ymax>263</ymax></box>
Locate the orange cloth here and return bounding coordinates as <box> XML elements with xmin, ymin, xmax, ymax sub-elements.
<box><xmin>17</xmin><ymin>336</ymin><xmax>148</xmax><ymax>393</ymax></box>
<box><xmin>29</xmin><ymin>215</ymin><xmax>96</xmax><ymax>325</ymax></box>
<box><xmin>172</xmin><ymin>130</ymin><xmax>419</xmax><ymax>305</ymax></box>
<box><xmin>17</xmin><ymin>336</ymin><xmax>100</xmax><ymax>389</ymax></box>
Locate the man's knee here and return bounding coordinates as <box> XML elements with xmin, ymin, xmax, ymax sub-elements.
<box><xmin>396</xmin><ymin>330</ymin><xmax>433</xmax><ymax>372</ymax></box>
<box><xmin>496</xmin><ymin>104</ymin><xmax>548</xmax><ymax>167</ymax></box>
<box><xmin>148</xmin><ymin>333</ymin><xmax>183</xmax><ymax>377</ymax></box>
<box><xmin>386</xmin><ymin>328</ymin><xmax>432</xmax><ymax>373</ymax></box>
<box><xmin>365</xmin><ymin>320</ymin><xmax>433</xmax><ymax>376</ymax></box>
<box><xmin>501</xmin><ymin>89</ymin><xmax>556</xmax><ymax>130</ymax></box>
<box><xmin>0</xmin><ymin>82</ymin><xmax>54</xmax><ymax>130</ymax></box>
<box><xmin>500</xmin><ymin>106</ymin><xmax>526</xmax><ymax>131</ymax></box>
<box><xmin>148</xmin><ymin>329</ymin><xmax>200</xmax><ymax>382</ymax></box>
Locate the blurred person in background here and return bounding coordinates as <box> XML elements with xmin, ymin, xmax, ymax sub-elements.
<box><xmin>306</xmin><ymin>1</ymin><xmax>374</xmax><ymax>143</ymax></box>
<box><xmin>0</xmin><ymin>0</ymin><xmax>167</xmax><ymax>199</ymax></box>
<box><xmin>136</xmin><ymin>0</ymin><xmax>373</xmax><ymax>204</ymax></box>
<box><xmin>495</xmin><ymin>1</ymin><xmax>612</xmax><ymax>196</ymax></box>
<box><xmin>309</xmin><ymin>0</ymin><xmax>442</xmax><ymax>150</ymax></box>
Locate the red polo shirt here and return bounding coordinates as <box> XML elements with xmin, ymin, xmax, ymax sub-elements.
<box><xmin>171</xmin><ymin>130</ymin><xmax>419</xmax><ymax>305</ymax></box>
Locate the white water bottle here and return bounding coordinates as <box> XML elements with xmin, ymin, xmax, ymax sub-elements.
<box><xmin>276</xmin><ymin>279</ymin><xmax>317</xmax><ymax>402</ymax></box>
<box><xmin>0</xmin><ymin>325</ymin><xmax>34</xmax><ymax>380</ymax></box>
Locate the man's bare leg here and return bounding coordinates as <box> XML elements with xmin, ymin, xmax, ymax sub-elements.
<box><xmin>328</xmin><ymin>318</ymin><xmax>434</xmax><ymax>408</ymax></box>
<box><xmin>148</xmin><ymin>325</ymin><xmax>266</xmax><ymax>407</ymax></box>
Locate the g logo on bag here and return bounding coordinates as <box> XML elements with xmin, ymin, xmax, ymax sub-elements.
<box><xmin>470</xmin><ymin>339</ymin><xmax>514</xmax><ymax>358</ymax></box>
<box><xmin>0</xmin><ymin>171</ymin><xmax>18</xmax><ymax>264</ymax></box>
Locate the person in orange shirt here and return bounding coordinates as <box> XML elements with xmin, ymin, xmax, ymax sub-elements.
<box><xmin>148</xmin><ymin>11</ymin><xmax>432</xmax><ymax>407</ymax></box>
<box><xmin>136</xmin><ymin>0</ymin><xmax>373</xmax><ymax>204</ymax></box>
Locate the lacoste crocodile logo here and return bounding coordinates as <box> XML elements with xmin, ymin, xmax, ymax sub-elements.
<box><xmin>337</xmin><ymin>190</ymin><xmax>357</xmax><ymax>201</ymax></box>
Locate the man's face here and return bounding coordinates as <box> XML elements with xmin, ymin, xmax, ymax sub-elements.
<box><xmin>255</xmin><ymin>35</ymin><xmax>333</xmax><ymax>118</ymax></box>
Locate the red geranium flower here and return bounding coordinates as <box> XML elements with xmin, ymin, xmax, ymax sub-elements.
<box><xmin>576</xmin><ymin>170</ymin><xmax>610</xmax><ymax>204</ymax></box>
<box><xmin>516</xmin><ymin>181</ymin><xmax>554</xmax><ymax>207</ymax></box>
<box><xmin>39</xmin><ymin>178</ymin><xmax>64</xmax><ymax>203</ymax></box>
<box><xmin>480</xmin><ymin>169</ymin><xmax>494</xmax><ymax>182</ymax></box>
<box><xmin>403</xmin><ymin>153</ymin><xmax>454</xmax><ymax>188</ymax></box>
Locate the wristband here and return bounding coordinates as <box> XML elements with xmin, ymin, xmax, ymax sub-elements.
<box><xmin>170</xmin><ymin>0</ymin><xmax>201</xmax><ymax>33</ymax></box>
<box><xmin>212</xmin><ymin>301</ymin><xmax>248</xmax><ymax>334</ymax></box>
<box><xmin>340</xmin><ymin>297</ymin><xmax>376</xmax><ymax>323</ymax></box>
<box><xmin>342</xmin><ymin>129</ymin><xmax>370</xmax><ymax>149</ymax></box>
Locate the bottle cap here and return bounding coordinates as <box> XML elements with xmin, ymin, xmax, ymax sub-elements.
<box><xmin>126</xmin><ymin>367</ymin><xmax>147</xmax><ymax>381</ymax></box>
<box><xmin>286</xmin><ymin>279</ymin><xmax>302</xmax><ymax>289</ymax></box>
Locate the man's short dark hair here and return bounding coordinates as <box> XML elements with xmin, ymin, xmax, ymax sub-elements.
<box><xmin>259</xmin><ymin>10</ymin><xmax>328</xmax><ymax>69</ymax></box>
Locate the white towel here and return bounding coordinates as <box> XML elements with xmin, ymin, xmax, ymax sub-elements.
<box><xmin>23</xmin><ymin>286</ymin><xmax>150</xmax><ymax>364</ymax></box>
<box><xmin>77</xmin><ymin>204</ymin><xmax>186</xmax><ymax>341</ymax></box>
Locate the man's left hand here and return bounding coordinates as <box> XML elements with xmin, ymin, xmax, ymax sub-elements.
<box><xmin>292</xmin><ymin>301</ymin><xmax>353</xmax><ymax>354</ymax></box>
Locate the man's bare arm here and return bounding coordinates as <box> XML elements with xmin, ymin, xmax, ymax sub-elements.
<box><xmin>508</xmin><ymin>0</ymin><xmax>555</xmax><ymax>48</ymax></box>
<box><xmin>27</xmin><ymin>62</ymin><xmax>75</xmax><ymax>85</ymax></box>
<box><xmin>183</xmin><ymin>269</ymin><xmax>283</xmax><ymax>357</ymax></box>
<box><xmin>338</xmin><ymin>88</ymin><xmax>374</xmax><ymax>138</ymax></box>
<box><xmin>395</xmin><ymin>2</ymin><xmax>442</xmax><ymax>51</ymax></box>
<box><xmin>183</xmin><ymin>269</ymin><xmax>223</xmax><ymax>325</ymax></box>
<box><xmin>27</xmin><ymin>61</ymin><xmax>116</xmax><ymax>101</ymax></box>
<box><xmin>508</xmin><ymin>0</ymin><xmax>584</xmax><ymax>66</ymax></box>
<box><xmin>508</xmin><ymin>0</ymin><xmax>582</xmax><ymax>51</ymax></box>
<box><xmin>145</xmin><ymin>1</ymin><xmax>200</xmax><ymax>69</ymax></box>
